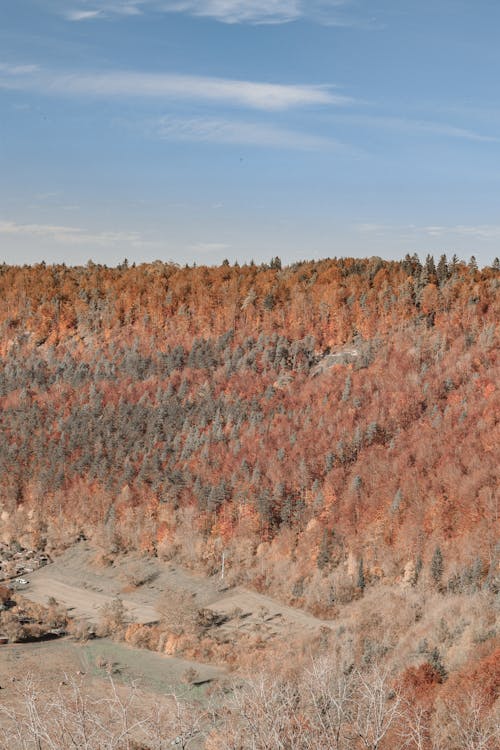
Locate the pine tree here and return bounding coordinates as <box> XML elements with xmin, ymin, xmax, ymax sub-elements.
<box><xmin>317</xmin><ymin>529</ymin><xmax>331</xmax><ymax>570</ymax></box>
<box><xmin>425</xmin><ymin>254</ymin><xmax>436</xmax><ymax>281</ymax></box>
<box><xmin>412</xmin><ymin>556</ymin><xmax>423</xmax><ymax>586</ymax></box>
<box><xmin>431</xmin><ymin>546</ymin><xmax>444</xmax><ymax>587</ymax></box>
<box><xmin>436</xmin><ymin>254</ymin><xmax>449</xmax><ymax>286</ymax></box>
<box><xmin>357</xmin><ymin>557</ymin><xmax>366</xmax><ymax>591</ymax></box>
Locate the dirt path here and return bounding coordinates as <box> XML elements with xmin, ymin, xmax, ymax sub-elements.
<box><xmin>209</xmin><ymin>589</ymin><xmax>330</xmax><ymax>633</ymax></box>
<box><xmin>21</xmin><ymin>543</ymin><xmax>332</xmax><ymax>639</ymax></box>
<box><xmin>24</xmin><ymin>578</ymin><xmax>160</xmax><ymax>625</ymax></box>
<box><xmin>21</xmin><ymin>544</ymin><xmax>224</xmax><ymax>624</ymax></box>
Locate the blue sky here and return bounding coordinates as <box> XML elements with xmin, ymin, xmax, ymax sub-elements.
<box><xmin>1</xmin><ymin>1</ymin><xmax>500</xmax><ymax>266</ymax></box>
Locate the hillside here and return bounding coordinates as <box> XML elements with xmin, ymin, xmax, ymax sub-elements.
<box><xmin>0</xmin><ymin>253</ymin><xmax>498</xmax><ymax>744</ymax></box>
<box><xmin>0</xmin><ymin>255</ymin><xmax>497</xmax><ymax>580</ymax></box>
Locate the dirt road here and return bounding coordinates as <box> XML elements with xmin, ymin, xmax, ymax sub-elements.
<box><xmin>24</xmin><ymin>577</ymin><xmax>160</xmax><ymax>625</ymax></box>
<box><xmin>21</xmin><ymin>543</ymin><xmax>331</xmax><ymax>638</ymax></box>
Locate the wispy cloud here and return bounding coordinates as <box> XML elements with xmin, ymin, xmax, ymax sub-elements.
<box><xmin>0</xmin><ymin>65</ymin><xmax>349</xmax><ymax>111</ymax></box>
<box><xmin>165</xmin><ymin>1</ymin><xmax>353</xmax><ymax>25</ymax></box>
<box><xmin>189</xmin><ymin>241</ymin><xmax>230</xmax><ymax>255</ymax></box>
<box><xmin>151</xmin><ymin>115</ymin><xmax>341</xmax><ymax>149</ymax></box>
<box><xmin>0</xmin><ymin>62</ymin><xmax>39</xmax><ymax>75</ymax></box>
<box><xmin>332</xmin><ymin>114</ymin><xmax>498</xmax><ymax>143</ymax></box>
<box><xmin>0</xmin><ymin>220</ymin><xmax>145</xmax><ymax>247</ymax></box>
<box><xmin>356</xmin><ymin>222</ymin><xmax>392</xmax><ymax>235</ymax></box>
<box><xmin>422</xmin><ymin>224</ymin><xmax>500</xmax><ymax>239</ymax></box>
<box><xmin>166</xmin><ymin>0</ymin><xmax>303</xmax><ymax>24</ymax></box>
<box><xmin>357</xmin><ymin>222</ymin><xmax>500</xmax><ymax>240</ymax></box>
<box><xmin>65</xmin><ymin>10</ymin><xmax>103</xmax><ymax>21</ymax></box>
<box><xmin>63</xmin><ymin>2</ymin><xmax>142</xmax><ymax>21</ymax></box>
<box><xmin>56</xmin><ymin>1</ymin><xmax>357</xmax><ymax>26</ymax></box>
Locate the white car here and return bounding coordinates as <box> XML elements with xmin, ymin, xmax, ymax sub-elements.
<box><xmin>15</xmin><ymin>578</ymin><xmax>29</xmax><ymax>585</ymax></box>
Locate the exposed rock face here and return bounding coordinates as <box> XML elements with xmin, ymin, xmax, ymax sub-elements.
<box><xmin>310</xmin><ymin>348</ymin><xmax>360</xmax><ymax>376</ymax></box>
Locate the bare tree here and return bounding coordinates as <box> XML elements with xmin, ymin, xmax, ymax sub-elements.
<box><xmin>156</xmin><ymin>586</ymin><xmax>199</xmax><ymax>636</ymax></box>
<box><xmin>435</xmin><ymin>691</ymin><xmax>500</xmax><ymax>750</ymax></box>
<box><xmin>210</xmin><ymin>671</ymin><xmax>309</xmax><ymax>750</ymax></box>
<box><xmin>398</xmin><ymin>702</ymin><xmax>434</xmax><ymax>750</ymax></box>
<box><xmin>0</xmin><ymin>674</ymin><xmax>206</xmax><ymax>750</ymax></box>
<box><xmin>210</xmin><ymin>660</ymin><xmax>389</xmax><ymax>750</ymax></box>
<box><xmin>301</xmin><ymin>655</ymin><xmax>356</xmax><ymax>750</ymax></box>
<box><xmin>3</xmin><ymin>666</ymin><xmax>497</xmax><ymax>750</ymax></box>
<box><xmin>347</xmin><ymin>667</ymin><xmax>402</xmax><ymax>750</ymax></box>
<box><xmin>97</xmin><ymin>596</ymin><xmax>128</xmax><ymax>638</ymax></box>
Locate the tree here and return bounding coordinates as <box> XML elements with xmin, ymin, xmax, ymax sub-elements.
<box><xmin>302</xmin><ymin>655</ymin><xmax>356</xmax><ymax>750</ymax></box>
<box><xmin>425</xmin><ymin>254</ymin><xmax>437</xmax><ymax>281</ymax></box>
<box><xmin>398</xmin><ymin>702</ymin><xmax>432</xmax><ymax>750</ymax></box>
<box><xmin>435</xmin><ymin>690</ymin><xmax>499</xmax><ymax>750</ymax></box>
<box><xmin>357</xmin><ymin>557</ymin><xmax>366</xmax><ymax>592</ymax></box>
<box><xmin>437</xmin><ymin>254</ymin><xmax>450</xmax><ymax>286</ymax></box>
<box><xmin>97</xmin><ymin>596</ymin><xmax>128</xmax><ymax>637</ymax></box>
<box><xmin>317</xmin><ymin>529</ymin><xmax>331</xmax><ymax>570</ymax></box>
<box><xmin>0</xmin><ymin>674</ymin><xmax>208</xmax><ymax>750</ymax></box>
<box><xmin>351</xmin><ymin>667</ymin><xmax>402</xmax><ymax>750</ymax></box>
<box><xmin>156</xmin><ymin>586</ymin><xmax>200</xmax><ymax>636</ymax></box>
<box><xmin>431</xmin><ymin>546</ymin><xmax>444</xmax><ymax>587</ymax></box>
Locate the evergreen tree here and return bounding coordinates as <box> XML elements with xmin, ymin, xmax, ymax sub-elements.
<box><xmin>425</xmin><ymin>254</ymin><xmax>436</xmax><ymax>280</ymax></box>
<box><xmin>317</xmin><ymin>530</ymin><xmax>331</xmax><ymax>570</ymax></box>
<box><xmin>357</xmin><ymin>557</ymin><xmax>366</xmax><ymax>591</ymax></box>
<box><xmin>436</xmin><ymin>254</ymin><xmax>449</xmax><ymax>286</ymax></box>
<box><xmin>431</xmin><ymin>546</ymin><xmax>444</xmax><ymax>587</ymax></box>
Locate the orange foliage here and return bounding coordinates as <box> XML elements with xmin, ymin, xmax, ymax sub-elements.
<box><xmin>0</xmin><ymin>255</ymin><xmax>497</xmax><ymax>577</ymax></box>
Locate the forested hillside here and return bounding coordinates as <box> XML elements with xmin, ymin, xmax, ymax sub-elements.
<box><xmin>0</xmin><ymin>255</ymin><xmax>498</xmax><ymax>595</ymax></box>
<box><xmin>1</xmin><ymin>253</ymin><xmax>499</xmax><ymax>736</ymax></box>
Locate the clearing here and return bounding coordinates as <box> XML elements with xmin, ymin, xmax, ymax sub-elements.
<box><xmin>20</xmin><ymin>543</ymin><xmax>331</xmax><ymax>638</ymax></box>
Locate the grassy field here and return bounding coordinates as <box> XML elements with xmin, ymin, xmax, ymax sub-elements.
<box><xmin>0</xmin><ymin>636</ymin><xmax>223</xmax><ymax>700</ymax></box>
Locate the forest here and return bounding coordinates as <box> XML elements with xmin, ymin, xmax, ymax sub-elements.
<box><xmin>0</xmin><ymin>254</ymin><xmax>498</xmax><ymax>746</ymax></box>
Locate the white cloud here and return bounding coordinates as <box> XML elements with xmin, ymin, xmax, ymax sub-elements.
<box><xmin>357</xmin><ymin>222</ymin><xmax>392</xmax><ymax>234</ymax></box>
<box><xmin>0</xmin><ymin>66</ymin><xmax>348</xmax><ymax>110</ymax></box>
<box><xmin>332</xmin><ymin>114</ymin><xmax>498</xmax><ymax>143</ymax></box>
<box><xmin>152</xmin><ymin>115</ymin><xmax>340</xmax><ymax>149</ymax></box>
<box><xmin>0</xmin><ymin>220</ymin><xmax>145</xmax><ymax>247</ymax></box>
<box><xmin>60</xmin><ymin>72</ymin><xmax>345</xmax><ymax>109</ymax></box>
<box><xmin>423</xmin><ymin>224</ymin><xmax>500</xmax><ymax>239</ymax></box>
<box><xmin>357</xmin><ymin>222</ymin><xmax>500</xmax><ymax>240</ymax></box>
<box><xmin>0</xmin><ymin>63</ymin><xmax>39</xmax><ymax>75</ymax></box>
<box><xmin>65</xmin><ymin>10</ymin><xmax>103</xmax><ymax>21</ymax></box>
<box><xmin>34</xmin><ymin>191</ymin><xmax>60</xmax><ymax>201</ymax></box>
<box><xmin>164</xmin><ymin>1</ymin><xmax>303</xmax><ymax>25</ymax></box>
<box><xmin>53</xmin><ymin>1</ymin><xmax>354</xmax><ymax>26</ymax></box>
<box><xmin>64</xmin><ymin>2</ymin><xmax>144</xmax><ymax>20</ymax></box>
